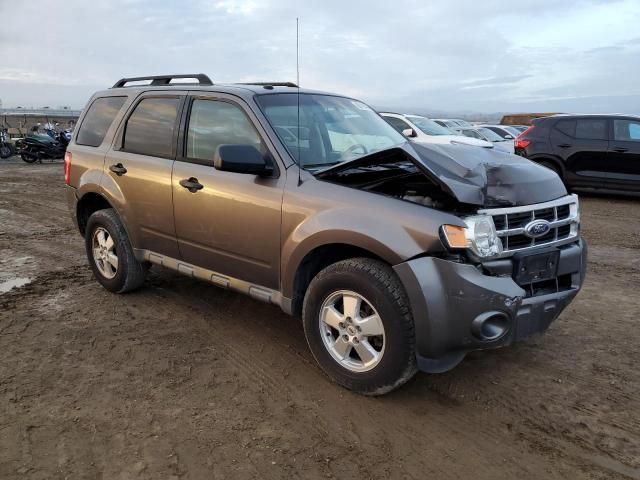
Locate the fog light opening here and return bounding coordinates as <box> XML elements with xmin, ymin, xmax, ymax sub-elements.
<box><xmin>472</xmin><ymin>312</ymin><xmax>509</xmax><ymax>341</ymax></box>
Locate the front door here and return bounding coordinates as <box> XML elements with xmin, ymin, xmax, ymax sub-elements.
<box><xmin>606</xmin><ymin>118</ymin><xmax>640</xmax><ymax>191</ymax></box>
<box><xmin>104</xmin><ymin>93</ymin><xmax>184</xmax><ymax>258</ymax></box>
<box><xmin>171</xmin><ymin>95</ymin><xmax>285</xmax><ymax>289</ymax></box>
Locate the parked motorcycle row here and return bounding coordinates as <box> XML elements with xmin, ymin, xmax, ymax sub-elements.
<box><xmin>0</xmin><ymin>123</ymin><xmax>72</xmax><ymax>163</ymax></box>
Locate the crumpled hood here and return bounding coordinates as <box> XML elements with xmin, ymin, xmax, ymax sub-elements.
<box><xmin>407</xmin><ymin>141</ymin><xmax>567</xmax><ymax>207</ymax></box>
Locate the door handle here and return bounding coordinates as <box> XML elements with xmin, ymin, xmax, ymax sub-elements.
<box><xmin>557</xmin><ymin>143</ymin><xmax>572</xmax><ymax>149</ymax></box>
<box><xmin>613</xmin><ymin>146</ymin><xmax>629</xmax><ymax>153</ymax></box>
<box><xmin>179</xmin><ymin>177</ymin><xmax>204</xmax><ymax>193</ymax></box>
<box><xmin>109</xmin><ymin>163</ymin><xmax>127</xmax><ymax>176</ymax></box>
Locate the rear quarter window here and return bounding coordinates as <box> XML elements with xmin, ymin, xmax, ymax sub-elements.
<box><xmin>554</xmin><ymin>119</ymin><xmax>576</xmax><ymax>137</ymax></box>
<box><xmin>76</xmin><ymin>96</ymin><xmax>127</xmax><ymax>147</ymax></box>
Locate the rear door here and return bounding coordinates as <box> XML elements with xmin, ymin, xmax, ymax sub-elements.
<box><xmin>171</xmin><ymin>94</ymin><xmax>285</xmax><ymax>289</ymax></box>
<box><xmin>104</xmin><ymin>92</ymin><xmax>185</xmax><ymax>258</ymax></box>
<box><xmin>550</xmin><ymin>117</ymin><xmax>609</xmax><ymax>188</ymax></box>
<box><xmin>71</xmin><ymin>95</ymin><xmax>128</xmax><ymax>186</ymax></box>
<box><xmin>606</xmin><ymin>118</ymin><xmax>640</xmax><ymax>191</ymax></box>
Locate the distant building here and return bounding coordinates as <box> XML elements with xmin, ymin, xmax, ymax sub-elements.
<box><xmin>1</xmin><ymin>107</ymin><xmax>81</xmax><ymax>137</ymax></box>
<box><xmin>500</xmin><ymin>113</ymin><xmax>560</xmax><ymax>126</ymax></box>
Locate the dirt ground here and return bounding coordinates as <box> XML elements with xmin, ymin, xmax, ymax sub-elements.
<box><xmin>1</xmin><ymin>158</ymin><xmax>639</xmax><ymax>480</ymax></box>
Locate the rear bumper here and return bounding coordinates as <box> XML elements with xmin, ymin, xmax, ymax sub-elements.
<box><xmin>65</xmin><ymin>185</ymin><xmax>79</xmax><ymax>231</ymax></box>
<box><xmin>393</xmin><ymin>239</ymin><xmax>587</xmax><ymax>373</ymax></box>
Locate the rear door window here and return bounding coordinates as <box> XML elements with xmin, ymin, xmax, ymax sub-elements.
<box><xmin>613</xmin><ymin>119</ymin><xmax>640</xmax><ymax>141</ymax></box>
<box><xmin>76</xmin><ymin>96</ymin><xmax>126</xmax><ymax>147</ymax></box>
<box><xmin>575</xmin><ymin>119</ymin><xmax>608</xmax><ymax>140</ymax></box>
<box><xmin>123</xmin><ymin>97</ymin><xmax>181</xmax><ymax>157</ymax></box>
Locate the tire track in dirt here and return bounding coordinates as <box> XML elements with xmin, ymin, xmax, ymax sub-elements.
<box><xmin>2</xmin><ymin>162</ymin><xmax>640</xmax><ymax>479</ymax></box>
<box><xmin>152</xmin><ymin>275</ymin><xmax>601</xmax><ymax>480</ymax></box>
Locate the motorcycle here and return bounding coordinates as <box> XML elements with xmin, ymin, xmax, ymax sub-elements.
<box><xmin>0</xmin><ymin>127</ymin><xmax>15</xmax><ymax>159</ymax></box>
<box><xmin>42</xmin><ymin>124</ymin><xmax>71</xmax><ymax>146</ymax></box>
<box><xmin>17</xmin><ymin>127</ymin><xmax>67</xmax><ymax>163</ymax></box>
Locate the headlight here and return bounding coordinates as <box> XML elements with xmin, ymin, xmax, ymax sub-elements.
<box><xmin>442</xmin><ymin>215</ymin><xmax>503</xmax><ymax>258</ymax></box>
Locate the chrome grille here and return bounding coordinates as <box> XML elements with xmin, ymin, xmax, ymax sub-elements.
<box><xmin>478</xmin><ymin>194</ymin><xmax>580</xmax><ymax>256</ymax></box>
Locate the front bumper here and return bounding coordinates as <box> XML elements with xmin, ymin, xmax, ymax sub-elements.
<box><xmin>393</xmin><ymin>238</ymin><xmax>587</xmax><ymax>373</ymax></box>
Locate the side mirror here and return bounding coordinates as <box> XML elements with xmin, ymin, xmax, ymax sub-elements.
<box><xmin>504</xmin><ymin>134</ymin><xmax>514</xmax><ymax>139</ymax></box>
<box><xmin>402</xmin><ymin>128</ymin><xmax>418</xmax><ymax>138</ymax></box>
<box><xmin>214</xmin><ymin>144</ymin><xmax>273</xmax><ymax>176</ymax></box>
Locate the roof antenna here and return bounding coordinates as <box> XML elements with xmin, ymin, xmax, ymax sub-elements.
<box><xmin>296</xmin><ymin>17</ymin><xmax>303</xmax><ymax>186</ymax></box>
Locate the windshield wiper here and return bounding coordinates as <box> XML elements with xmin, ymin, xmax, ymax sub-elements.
<box><xmin>305</xmin><ymin>162</ymin><xmax>341</xmax><ymax>168</ymax></box>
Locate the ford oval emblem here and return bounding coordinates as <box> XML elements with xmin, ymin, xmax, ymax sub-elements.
<box><xmin>524</xmin><ymin>219</ymin><xmax>551</xmax><ymax>238</ymax></box>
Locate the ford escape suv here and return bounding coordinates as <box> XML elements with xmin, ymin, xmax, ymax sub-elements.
<box><xmin>65</xmin><ymin>74</ymin><xmax>587</xmax><ymax>395</ymax></box>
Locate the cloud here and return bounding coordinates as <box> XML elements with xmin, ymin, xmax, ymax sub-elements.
<box><xmin>0</xmin><ymin>0</ymin><xmax>638</xmax><ymax>114</ymax></box>
<box><xmin>460</xmin><ymin>75</ymin><xmax>532</xmax><ymax>90</ymax></box>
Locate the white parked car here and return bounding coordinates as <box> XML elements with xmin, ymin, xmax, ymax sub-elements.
<box><xmin>455</xmin><ymin>126</ymin><xmax>515</xmax><ymax>153</ymax></box>
<box><xmin>433</xmin><ymin>118</ymin><xmax>472</xmax><ymax>129</ymax></box>
<box><xmin>380</xmin><ymin>113</ymin><xmax>493</xmax><ymax>149</ymax></box>
<box><xmin>479</xmin><ymin>124</ymin><xmax>522</xmax><ymax>140</ymax></box>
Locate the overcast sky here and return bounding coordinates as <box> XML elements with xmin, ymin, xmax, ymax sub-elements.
<box><xmin>1</xmin><ymin>0</ymin><xmax>639</xmax><ymax>114</ymax></box>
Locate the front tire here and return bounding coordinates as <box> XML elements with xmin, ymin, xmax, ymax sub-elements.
<box><xmin>85</xmin><ymin>208</ymin><xmax>147</xmax><ymax>293</ymax></box>
<box><xmin>0</xmin><ymin>144</ymin><xmax>13</xmax><ymax>159</ymax></box>
<box><xmin>302</xmin><ymin>258</ymin><xmax>417</xmax><ymax>395</ymax></box>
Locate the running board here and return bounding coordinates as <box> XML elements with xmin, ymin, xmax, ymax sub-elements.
<box><xmin>135</xmin><ymin>249</ymin><xmax>292</xmax><ymax>314</ymax></box>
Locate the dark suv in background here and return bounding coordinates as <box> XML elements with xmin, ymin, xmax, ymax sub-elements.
<box><xmin>515</xmin><ymin>114</ymin><xmax>640</xmax><ymax>194</ymax></box>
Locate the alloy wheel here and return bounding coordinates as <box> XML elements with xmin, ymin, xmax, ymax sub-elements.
<box><xmin>92</xmin><ymin>227</ymin><xmax>118</xmax><ymax>279</ymax></box>
<box><xmin>319</xmin><ymin>290</ymin><xmax>385</xmax><ymax>372</ymax></box>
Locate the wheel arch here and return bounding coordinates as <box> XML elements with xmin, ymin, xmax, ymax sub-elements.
<box><xmin>76</xmin><ymin>191</ymin><xmax>114</xmax><ymax>236</ymax></box>
<box><xmin>528</xmin><ymin>154</ymin><xmax>566</xmax><ymax>178</ymax></box>
<box><xmin>286</xmin><ymin>240</ymin><xmax>396</xmax><ymax>318</ymax></box>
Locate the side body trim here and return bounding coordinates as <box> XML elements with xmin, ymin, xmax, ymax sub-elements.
<box><xmin>135</xmin><ymin>249</ymin><xmax>293</xmax><ymax>314</ymax></box>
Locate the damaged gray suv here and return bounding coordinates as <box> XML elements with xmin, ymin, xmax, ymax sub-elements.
<box><xmin>65</xmin><ymin>74</ymin><xmax>587</xmax><ymax>395</ymax></box>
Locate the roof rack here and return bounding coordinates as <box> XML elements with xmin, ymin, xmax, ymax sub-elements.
<box><xmin>236</xmin><ymin>82</ymin><xmax>298</xmax><ymax>88</ymax></box>
<box><xmin>112</xmin><ymin>74</ymin><xmax>213</xmax><ymax>88</ymax></box>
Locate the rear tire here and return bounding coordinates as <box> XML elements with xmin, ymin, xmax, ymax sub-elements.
<box><xmin>21</xmin><ymin>151</ymin><xmax>39</xmax><ymax>163</ymax></box>
<box><xmin>302</xmin><ymin>258</ymin><xmax>418</xmax><ymax>395</ymax></box>
<box><xmin>85</xmin><ymin>208</ymin><xmax>148</xmax><ymax>293</ymax></box>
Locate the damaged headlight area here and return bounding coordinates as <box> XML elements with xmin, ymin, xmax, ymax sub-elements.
<box><xmin>442</xmin><ymin>215</ymin><xmax>503</xmax><ymax>258</ymax></box>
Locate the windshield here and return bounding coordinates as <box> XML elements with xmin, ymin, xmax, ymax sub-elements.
<box><xmin>454</xmin><ymin>119</ymin><xmax>472</xmax><ymax>127</ymax></box>
<box><xmin>256</xmin><ymin>93</ymin><xmax>406</xmax><ymax>170</ymax></box>
<box><xmin>476</xmin><ymin>127</ymin><xmax>505</xmax><ymax>142</ymax></box>
<box><xmin>406</xmin><ymin>116</ymin><xmax>453</xmax><ymax>136</ymax></box>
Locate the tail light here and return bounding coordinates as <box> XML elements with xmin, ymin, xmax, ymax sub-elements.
<box><xmin>514</xmin><ymin>125</ymin><xmax>535</xmax><ymax>149</ymax></box>
<box><xmin>64</xmin><ymin>151</ymin><xmax>72</xmax><ymax>185</ymax></box>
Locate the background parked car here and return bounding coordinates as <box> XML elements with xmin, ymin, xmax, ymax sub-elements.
<box><xmin>480</xmin><ymin>124</ymin><xmax>522</xmax><ymax>140</ymax></box>
<box><xmin>456</xmin><ymin>126</ymin><xmax>515</xmax><ymax>153</ymax></box>
<box><xmin>514</xmin><ymin>114</ymin><xmax>640</xmax><ymax>193</ymax></box>
<box><xmin>433</xmin><ymin>118</ymin><xmax>472</xmax><ymax>129</ymax></box>
<box><xmin>380</xmin><ymin>113</ymin><xmax>493</xmax><ymax>148</ymax></box>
